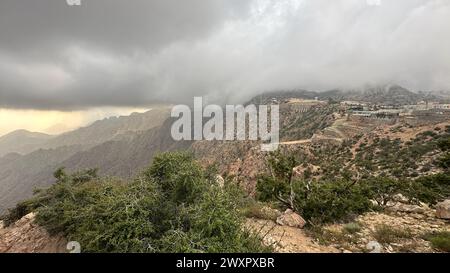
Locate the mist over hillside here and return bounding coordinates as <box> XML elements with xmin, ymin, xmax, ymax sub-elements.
<box><xmin>249</xmin><ymin>84</ymin><xmax>443</xmax><ymax>105</ymax></box>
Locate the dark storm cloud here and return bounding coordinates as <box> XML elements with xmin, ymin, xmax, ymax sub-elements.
<box><xmin>0</xmin><ymin>0</ymin><xmax>449</xmax><ymax>110</ymax></box>
<box><xmin>0</xmin><ymin>0</ymin><xmax>251</xmax><ymax>109</ymax></box>
<box><xmin>0</xmin><ymin>0</ymin><xmax>249</xmax><ymax>54</ymax></box>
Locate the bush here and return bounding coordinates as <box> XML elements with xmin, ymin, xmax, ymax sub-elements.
<box><xmin>372</xmin><ymin>225</ymin><xmax>413</xmax><ymax>244</ymax></box>
<box><xmin>143</xmin><ymin>152</ymin><xmax>207</xmax><ymax>204</ymax></box>
<box><xmin>361</xmin><ymin>177</ymin><xmax>409</xmax><ymax>206</ymax></box>
<box><xmin>3</xmin><ymin>152</ymin><xmax>270</xmax><ymax>253</ymax></box>
<box><xmin>424</xmin><ymin>231</ymin><xmax>450</xmax><ymax>252</ymax></box>
<box><xmin>257</xmin><ymin>151</ymin><xmax>374</xmax><ymax>224</ymax></box>
<box><xmin>437</xmin><ymin>137</ymin><xmax>450</xmax><ymax>151</ymax></box>
<box><xmin>437</xmin><ymin>153</ymin><xmax>450</xmax><ymax>170</ymax></box>
<box><xmin>1</xmin><ymin>198</ymin><xmax>40</xmax><ymax>227</ymax></box>
<box><xmin>306</xmin><ymin>225</ymin><xmax>359</xmax><ymax>246</ymax></box>
<box><xmin>343</xmin><ymin>222</ymin><xmax>362</xmax><ymax>234</ymax></box>
<box><xmin>1</xmin><ymin>168</ymin><xmax>99</xmax><ymax>227</ymax></box>
<box><xmin>407</xmin><ymin>174</ymin><xmax>450</xmax><ymax>205</ymax></box>
<box><xmin>292</xmin><ymin>179</ymin><xmax>374</xmax><ymax>224</ymax></box>
<box><xmin>256</xmin><ymin>175</ymin><xmax>289</xmax><ymax>203</ymax></box>
<box><xmin>242</xmin><ymin>201</ymin><xmax>279</xmax><ymax>221</ymax></box>
<box><xmin>256</xmin><ymin>151</ymin><xmax>298</xmax><ymax>207</ymax></box>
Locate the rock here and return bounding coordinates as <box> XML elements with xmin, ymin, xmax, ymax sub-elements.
<box><xmin>387</xmin><ymin>203</ymin><xmax>426</xmax><ymax>214</ymax></box>
<box><xmin>366</xmin><ymin>241</ymin><xmax>383</xmax><ymax>253</ymax></box>
<box><xmin>0</xmin><ymin>220</ymin><xmax>4</xmax><ymax>229</ymax></box>
<box><xmin>435</xmin><ymin>200</ymin><xmax>450</xmax><ymax>219</ymax></box>
<box><xmin>276</xmin><ymin>209</ymin><xmax>306</xmax><ymax>229</ymax></box>
<box><xmin>411</xmin><ymin>213</ymin><xmax>425</xmax><ymax>220</ymax></box>
<box><xmin>261</xmin><ymin>206</ymin><xmax>282</xmax><ymax>219</ymax></box>
<box><xmin>0</xmin><ymin>213</ymin><xmax>67</xmax><ymax>253</ymax></box>
<box><xmin>215</xmin><ymin>175</ymin><xmax>225</xmax><ymax>188</ymax></box>
<box><xmin>390</xmin><ymin>243</ymin><xmax>403</xmax><ymax>247</ymax></box>
<box><xmin>386</xmin><ymin>245</ymin><xmax>394</xmax><ymax>252</ymax></box>
<box><xmin>392</xmin><ymin>194</ymin><xmax>409</xmax><ymax>203</ymax></box>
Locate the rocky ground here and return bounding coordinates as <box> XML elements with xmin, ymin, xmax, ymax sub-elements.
<box><xmin>0</xmin><ymin>213</ymin><xmax>67</xmax><ymax>253</ymax></box>
<box><xmin>246</xmin><ymin>200</ymin><xmax>450</xmax><ymax>253</ymax></box>
<box><xmin>1</xmin><ymin>206</ymin><xmax>448</xmax><ymax>253</ymax></box>
<box><xmin>246</xmin><ymin>218</ymin><xmax>339</xmax><ymax>253</ymax></box>
<box><xmin>321</xmin><ymin>210</ymin><xmax>449</xmax><ymax>253</ymax></box>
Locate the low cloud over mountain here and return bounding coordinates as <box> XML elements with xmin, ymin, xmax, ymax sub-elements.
<box><xmin>1</xmin><ymin>0</ymin><xmax>449</xmax><ymax>110</ymax></box>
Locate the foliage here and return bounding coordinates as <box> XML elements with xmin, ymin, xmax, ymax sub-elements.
<box><xmin>424</xmin><ymin>231</ymin><xmax>450</xmax><ymax>252</ymax></box>
<box><xmin>372</xmin><ymin>225</ymin><xmax>414</xmax><ymax>244</ymax></box>
<box><xmin>256</xmin><ymin>144</ymin><xmax>450</xmax><ymax>225</ymax></box>
<box><xmin>292</xmin><ymin>179</ymin><xmax>374</xmax><ymax>224</ymax></box>
<box><xmin>406</xmin><ymin>173</ymin><xmax>450</xmax><ymax>205</ymax></box>
<box><xmin>257</xmin><ymin>151</ymin><xmax>374</xmax><ymax>224</ymax></box>
<box><xmin>305</xmin><ymin>225</ymin><xmax>359</xmax><ymax>246</ymax></box>
<box><xmin>437</xmin><ymin>153</ymin><xmax>450</xmax><ymax>170</ymax></box>
<box><xmin>437</xmin><ymin>137</ymin><xmax>450</xmax><ymax>151</ymax></box>
<box><xmin>242</xmin><ymin>201</ymin><xmax>279</xmax><ymax>221</ymax></box>
<box><xmin>361</xmin><ymin>177</ymin><xmax>409</xmax><ymax>206</ymax></box>
<box><xmin>343</xmin><ymin>222</ymin><xmax>362</xmax><ymax>234</ymax></box>
<box><xmin>1</xmin><ymin>168</ymin><xmax>99</xmax><ymax>227</ymax></box>
<box><xmin>143</xmin><ymin>152</ymin><xmax>206</xmax><ymax>204</ymax></box>
<box><xmin>3</xmin><ymin>152</ymin><xmax>269</xmax><ymax>253</ymax></box>
<box><xmin>256</xmin><ymin>150</ymin><xmax>297</xmax><ymax>203</ymax></box>
<box><xmin>1</xmin><ymin>198</ymin><xmax>41</xmax><ymax>227</ymax></box>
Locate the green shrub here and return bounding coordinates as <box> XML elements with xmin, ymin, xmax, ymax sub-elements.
<box><xmin>424</xmin><ymin>231</ymin><xmax>450</xmax><ymax>252</ymax></box>
<box><xmin>3</xmin><ymin>152</ymin><xmax>270</xmax><ymax>253</ymax></box>
<box><xmin>372</xmin><ymin>225</ymin><xmax>413</xmax><ymax>244</ymax></box>
<box><xmin>257</xmin><ymin>151</ymin><xmax>374</xmax><ymax>224</ymax></box>
<box><xmin>256</xmin><ymin>175</ymin><xmax>289</xmax><ymax>203</ymax></box>
<box><xmin>1</xmin><ymin>198</ymin><xmax>40</xmax><ymax>227</ymax></box>
<box><xmin>143</xmin><ymin>152</ymin><xmax>207</xmax><ymax>204</ymax></box>
<box><xmin>437</xmin><ymin>137</ymin><xmax>450</xmax><ymax>151</ymax></box>
<box><xmin>407</xmin><ymin>173</ymin><xmax>450</xmax><ymax>205</ymax></box>
<box><xmin>306</xmin><ymin>225</ymin><xmax>359</xmax><ymax>246</ymax></box>
<box><xmin>256</xmin><ymin>151</ymin><xmax>298</xmax><ymax>205</ymax></box>
<box><xmin>292</xmin><ymin>179</ymin><xmax>373</xmax><ymax>224</ymax></box>
<box><xmin>437</xmin><ymin>153</ymin><xmax>450</xmax><ymax>170</ymax></box>
<box><xmin>343</xmin><ymin>222</ymin><xmax>362</xmax><ymax>234</ymax></box>
<box><xmin>242</xmin><ymin>201</ymin><xmax>279</xmax><ymax>221</ymax></box>
<box><xmin>361</xmin><ymin>177</ymin><xmax>409</xmax><ymax>206</ymax></box>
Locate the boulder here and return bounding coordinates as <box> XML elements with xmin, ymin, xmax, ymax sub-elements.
<box><xmin>386</xmin><ymin>203</ymin><xmax>426</xmax><ymax>214</ymax></box>
<box><xmin>436</xmin><ymin>200</ymin><xmax>450</xmax><ymax>219</ymax></box>
<box><xmin>392</xmin><ymin>194</ymin><xmax>409</xmax><ymax>203</ymax></box>
<box><xmin>366</xmin><ymin>241</ymin><xmax>383</xmax><ymax>253</ymax></box>
<box><xmin>276</xmin><ymin>209</ymin><xmax>306</xmax><ymax>229</ymax></box>
<box><xmin>260</xmin><ymin>206</ymin><xmax>282</xmax><ymax>219</ymax></box>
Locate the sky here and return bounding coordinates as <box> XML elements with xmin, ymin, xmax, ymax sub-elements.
<box><xmin>1</xmin><ymin>0</ymin><xmax>450</xmax><ymax>136</ymax></box>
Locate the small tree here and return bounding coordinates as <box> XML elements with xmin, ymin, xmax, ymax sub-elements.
<box><xmin>257</xmin><ymin>150</ymin><xmax>299</xmax><ymax>210</ymax></box>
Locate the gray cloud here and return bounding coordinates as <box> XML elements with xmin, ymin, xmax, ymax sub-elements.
<box><xmin>0</xmin><ymin>0</ymin><xmax>449</xmax><ymax>110</ymax></box>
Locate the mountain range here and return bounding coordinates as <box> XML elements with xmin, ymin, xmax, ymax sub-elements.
<box><xmin>250</xmin><ymin>84</ymin><xmax>443</xmax><ymax>105</ymax></box>
<box><xmin>0</xmin><ymin>85</ymin><xmax>448</xmax><ymax>214</ymax></box>
<box><xmin>0</xmin><ymin>106</ymin><xmax>176</xmax><ymax>213</ymax></box>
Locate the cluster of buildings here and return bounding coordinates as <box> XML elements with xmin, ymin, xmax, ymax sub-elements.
<box><xmin>340</xmin><ymin>100</ymin><xmax>450</xmax><ymax>125</ymax></box>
